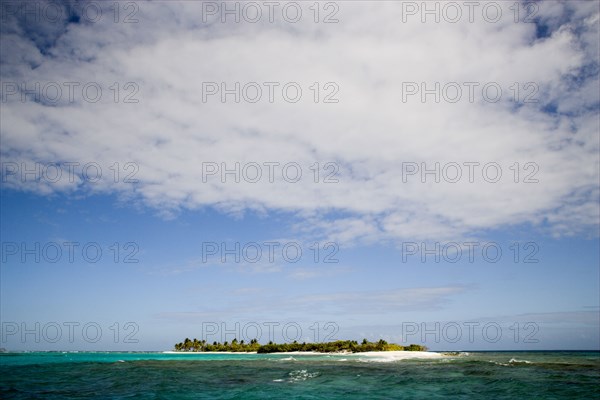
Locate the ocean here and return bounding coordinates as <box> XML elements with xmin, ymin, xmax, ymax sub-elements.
<box><xmin>1</xmin><ymin>351</ymin><xmax>598</xmax><ymax>399</ymax></box>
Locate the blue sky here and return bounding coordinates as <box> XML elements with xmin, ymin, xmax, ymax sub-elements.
<box><xmin>1</xmin><ymin>1</ymin><xmax>599</xmax><ymax>351</ymax></box>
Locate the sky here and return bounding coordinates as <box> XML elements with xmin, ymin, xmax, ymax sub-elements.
<box><xmin>0</xmin><ymin>0</ymin><xmax>599</xmax><ymax>351</ymax></box>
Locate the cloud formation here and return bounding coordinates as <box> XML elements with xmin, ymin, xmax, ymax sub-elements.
<box><xmin>1</xmin><ymin>1</ymin><xmax>598</xmax><ymax>243</ymax></box>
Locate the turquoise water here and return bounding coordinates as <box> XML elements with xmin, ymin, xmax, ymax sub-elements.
<box><xmin>1</xmin><ymin>351</ymin><xmax>598</xmax><ymax>399</ymax></box>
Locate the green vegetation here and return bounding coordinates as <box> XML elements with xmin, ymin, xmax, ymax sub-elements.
<box><xmin>173</xmin><ymin>338</ymin><xmax>428</xmax><ymax>353</ymax></box>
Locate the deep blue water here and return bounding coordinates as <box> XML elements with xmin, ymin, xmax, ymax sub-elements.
<box><xmin>1</xmin><ymin>351</ymin><xmax>598</xmax><ymax>399</ymax></box>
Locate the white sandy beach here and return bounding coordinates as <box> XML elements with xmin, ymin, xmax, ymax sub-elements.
<box><xmin>163</xmin><ymin>351</ymin><xmax>258</xmax><ymax>354</ymax></box>
<box><xmin>163</xmin><ymin>350</ymin><xmax>443</xmax><ymax>359</ymax></box>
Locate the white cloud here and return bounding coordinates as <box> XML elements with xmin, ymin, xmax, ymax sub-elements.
<box><xmin>1</xmin><ymin>0</ymin><xmax>598</xmax><ymax>243</ymax></box>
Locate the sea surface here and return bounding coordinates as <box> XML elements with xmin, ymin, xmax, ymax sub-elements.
<box><xmin>1</xmin><ymin>351</ymin><xmax>598</xmax><ymax>399</ymax></box>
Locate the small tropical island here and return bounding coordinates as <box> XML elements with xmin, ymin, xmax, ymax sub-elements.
<box><xmin>173</xmin><ymin>338</ymin><xmax>428</xmax><ymax>353</ymax></box>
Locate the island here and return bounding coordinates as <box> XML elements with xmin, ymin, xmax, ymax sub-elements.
<box><xmin>173</xmin><ymin>338</ymin><xmax>428</xmax><ymax>353</ymax></box>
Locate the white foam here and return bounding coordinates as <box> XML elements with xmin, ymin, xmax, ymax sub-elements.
<box><xmin>288</xmin><ymin>369</ymin><xmax>320</xmax><ymax>382</ymax></box>
<box><xmin>355</xmin><ymin>351</ymin><xmax>444</xmax><ymax>363</ymax></box>
<box><xmin>509</xmin><ymin>358</ymin><xmax>532</xmax><ymax>364</ymax></box>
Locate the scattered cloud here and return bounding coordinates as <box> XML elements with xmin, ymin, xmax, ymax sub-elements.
<box><xmin>1</xmin><ymin>1</ymin><xmax>598</xmax><ymax>245</ymax></box>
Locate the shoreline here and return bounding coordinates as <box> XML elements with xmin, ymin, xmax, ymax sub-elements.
<box><xmin>163</xmin><ymin>351</ymin><xmax>258</xmax><ymax>354</ymax></box>
<box><xmin>162</xmin><ymin>350</ymin><xmax>443</xmax><ymax>358</ymax></box>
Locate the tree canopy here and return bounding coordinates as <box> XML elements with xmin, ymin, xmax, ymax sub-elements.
<box><xmin>173</xmin><ymin>338</ymin><xmax>427</xmax><ymax>353</ymax></box>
